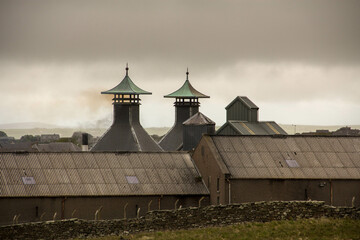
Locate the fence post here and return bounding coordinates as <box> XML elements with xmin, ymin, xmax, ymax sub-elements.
<box><xmin>174</xmin><ymin>199</ymin><xmax>179</xmax><ymax>210</ymax></box>
<box><xmin>137</xmin><ymin>208</ymin><xmax>141</xmax><ymax>219</ymax></box>
<box><xmin>198</xmin><ymin>196</ymin><xmax>205</xmax><ymax>208</ymax></box>
<box><xmin>352</xmin><ymin>196</ymin><xmax>355</xmax><ymax>208</ymax></box>
<box><xmin>94</xmin><ymin>206</ymin><xmax>103</xmax><ymax>221</ymax></box>
<box><xmin>148</xmin><ymin>200</ymin><xmax>152</xmax><ymax>212</ymax></box>
<box><xmin>123</xmin><ymin>203</ymin><xmax>128</xmax><ymax>219</ymax></box>
<box><xmin>40</xmin><ymin>212</ymin><xmax>46</xmax><ymax>221</ymax></box>
<box><xmin>71</xmin><ymin>209</ymin><xmax>77</xmax><ymax>218</ymax></box>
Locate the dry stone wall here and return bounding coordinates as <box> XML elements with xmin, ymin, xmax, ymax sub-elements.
<box><xmin>1</xmin><ymin>201</ymin><xmax>360</xmax><ymax>240</ymax></box>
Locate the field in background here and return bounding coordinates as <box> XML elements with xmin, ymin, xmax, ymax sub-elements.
<box><xmin>1</xmin><ymin>125</ymin><xmax>360</xmax><ymax>139</ymax></box>
<box><xmin>78</xmin><ymin>218</ymin><xmax>360</xmax><ymax>240</ymax></box>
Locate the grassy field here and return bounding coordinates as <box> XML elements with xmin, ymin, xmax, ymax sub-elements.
<box><xmin>81</xmin><ymin>218</ymin><xmax>360</xmax><ymax>240</ymax></box>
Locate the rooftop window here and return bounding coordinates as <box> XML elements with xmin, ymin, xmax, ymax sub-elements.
<box><xmin>125</xmin><ymin>176</ymin><xmax>139</xmax><ymax>184</ymax></box>
<box><xmin>285</xmin><ymin>159</ymin><xmax>299</xmax><ymax>168</ymax></box>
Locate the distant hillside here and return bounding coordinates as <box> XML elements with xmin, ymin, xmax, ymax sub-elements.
<box><xmin>279</xmin><ymin>124</ymin><xmax>360</xmax><ymax>135</ymax></box>
<box><xmin>0</xmin><ymin>122</ymin><xmax>61</xmax><ymax>129</ymax></box>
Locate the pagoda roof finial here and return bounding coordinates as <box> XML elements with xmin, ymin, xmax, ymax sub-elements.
<box><xmin>101</xmin><ymin>64</ymin><xmax>151</xmax><ymax>95</ymax></box>
<box><xmin>164</xmin><ymin>68</ymin><xmax>209</xmax><ymax>99</ymax></box>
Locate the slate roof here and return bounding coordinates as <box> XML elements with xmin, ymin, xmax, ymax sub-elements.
<box><xmin>164</xmin><ymin>71</ymin><xmax>209</xmax><ymax>98</ymax></box>
<box><xmin>207</xmin><ymin>135</ymin><xmax>360</xmax><ymax>179</ymax></box>
<box><xmin>101</xmin><ymin>67</ymin><xmax>151</xmax><ymax>95</ymax></box>
<box><xmin>183</xmin><ymin>112</ymin><xmax>215</xmax><ymax>126</ymax></box>
<box><xmin>0</xmin><ymin>152</ymin><xmax>209</xmax><ymax>197</ymax></box>
<box><xmin>217</xmin><ymin>121</ymin><xmax>288</xmax><ymax>135</ymax></box>
<box><xmin>0</xmin><ymin>142</ymin><xmax>37</xmax><ymax>152</ymax></box>
<box><xmin>33</xmin><ymin>142</ymin><xmax>81</xmax><ymax>152</ymax></box>
<box><xmin>226</xmin><ymin>96</ymin><xmax>258</xmax><ymax>110</ymax></box>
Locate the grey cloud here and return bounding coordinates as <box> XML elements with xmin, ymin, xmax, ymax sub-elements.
<box><xmin>0</xmin><ymin>0</ymin><xmax>359</xmax><ymax>65</ymax></box>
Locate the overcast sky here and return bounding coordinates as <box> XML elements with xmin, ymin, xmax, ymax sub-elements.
<box><xmin>0</xmin><ymin>0</ymin><xmax>359</xmax><ymax>128</ymax></box>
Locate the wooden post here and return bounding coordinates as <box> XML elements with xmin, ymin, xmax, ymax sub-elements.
<box><xmin>71</xmin><ymin>209</ymin><xmax>77</xmax><ymax>218</ymax></box>
<box><xmin>148</xmin><ymin>200</ymin><xmax>152</xmax><ymax>212</ymax></box>
<box><xmin>94</xmin><ymin>206</ymin><xmax>103</xmax><ymax>221</ymax></box>
<box><xmin>174</xmin><ymin>199</ymin><xmax>179</xmax><ymax>210</ymax></box>
<box><xmin>198</xmin><ymin>196</ymin><xmax>205</xmax><ymax>208</ymax></box>
<box><xmin>123</xmin><ymin>203</ymin><xmax>128</xmax><ymax>219</ymax></box>
<box><xmin>136</xmin><ymin>208</ymin><xmax>140</xmax><ymax>219</ymax></box>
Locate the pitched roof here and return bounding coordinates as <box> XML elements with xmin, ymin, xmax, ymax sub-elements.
<box><xmin>0</xmin><ymin>152</ymin><xmax>209</xmax><ymax>197</ymax></box>
<box><xmin>208</xmin><ymin>135</ymin><xmax>360</xmax><ymax>179</ymax></box>
<box><xmin>164</xmin><ymin>71</ymin><xmax>209</xmax><ymax>98</ymax></box>
<box><xmin>217</xmin><ymin>121</ymin><xmax>288</xmax><ymax>135</ymax></box>
<box><xmin>225</xmin><ymin>96</ymin><xmax>258</xmax><ymax>110</ymax></box>
<box><xmin>183</xmin><ymin>112</ymin><xmax>215</xmax><ymax>125</ymax></box>
<box><xmin>0</xmin><ymin>142</ymin><xmax>37</xmax><ymax>152</ymax></box>
<box><xmin>101</xmin><ymin>67</ymin><xmax>151</xmax><ymax>95</ymax></box>
<box><xmin>33</xmin><ymin>142</ymin><xmax>81</xmax><ymax>152</ymax></box>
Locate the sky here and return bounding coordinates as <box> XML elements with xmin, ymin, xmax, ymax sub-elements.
<box><xmin>0</xmin><ymin>0</ymin><xmax>359</xmax><ymax>128</ymax></box>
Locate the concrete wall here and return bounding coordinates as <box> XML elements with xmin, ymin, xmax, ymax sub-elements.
<box><xmin>1</xmin><ymin>201</ymin><xmax>360</xmax><ymax>240</ymax></box>
<box><xmin>192</xmin><ymin>137</ymin><xmax>227</xmax><ymax>205</ymax></box>
<box><xmin>0</xmin><ymin>195</ymin><xmax>209</xmax><ymax>226</ymax></box>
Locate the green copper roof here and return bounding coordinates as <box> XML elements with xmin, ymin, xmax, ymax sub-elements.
<box><xmin>164</xmin><ymin>70</ymin><xmax>209</xmax><ymax>98</ymax></box>
<box><xmin>102</xmin><ymin>66</ymin><xmax>151</xmax><ymax>95</ymax></box>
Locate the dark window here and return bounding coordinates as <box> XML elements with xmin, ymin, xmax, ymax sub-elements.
<box><xmin>217</xmin><ymin>177</ymin><xmax>220</xmax><ymax>192</ymax></box>
<box><xmin>217</xmin><ymin>196</ymin><xmax>220</xmax><ymax>205</ymax></box>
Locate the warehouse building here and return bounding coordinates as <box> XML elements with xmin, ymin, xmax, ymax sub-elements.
<box><xmin>192</xmin><ymin>135</ymin><xmax>360</xmax><ymax>207</ymax></box>
<box><xmin>0</xmin><ymin>152</ymin><xmax>209</xmax><ymax>225</ymax></box>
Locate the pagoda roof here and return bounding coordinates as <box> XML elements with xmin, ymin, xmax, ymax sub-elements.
<box><xmin>164</xmin><ymin>70</ymin><xmax>209</xmax><ymax>98</ymax></box>
<box><xmin>102</xmin><ymin>66</ymin><xmax>151</xmax><ymax>95</ymax></box>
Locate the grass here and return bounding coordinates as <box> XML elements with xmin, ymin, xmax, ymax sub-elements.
<box><xmin>83</xmin><ymin>218</ymin><xmax>360</xmax><ymax>240</ymax></box>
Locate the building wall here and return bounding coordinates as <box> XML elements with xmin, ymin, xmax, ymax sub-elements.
<box><xmin>192</xmin><ymin>137</ymin><xmax>227</xmax><ymax>205</ymax></box>
<box><xmin>228</xmin><ymin>179</ymin><xmax>360</xmax><ymax>207</ymax></box>
<box><xmin>0</xmin><ymin>195</ymin><xmax>209</xmax><ymax>226</ymax></box>
<box><xmin>183</xmin><ymin>124</ymin><xmax>215</xmax><ymax>151</ymax></box>
<box><xmin>227</xmin><ymin>100</ymin><xmax>249</xmax><ymax>122</ymax></box>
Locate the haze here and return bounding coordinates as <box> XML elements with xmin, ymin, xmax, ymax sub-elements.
<box><xmin>0</xmin><ymin>0</ymin><xmax>359</xmax><ymax>128</ymax></box>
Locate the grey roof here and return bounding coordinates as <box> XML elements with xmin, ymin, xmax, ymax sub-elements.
<box><xmin>0</xmin><ymin>152</ymin><xmax>209</xmax><ymax>197</ymax></box>
<box><xmin>225</xmin><ymin>96</ymin><xmax>258</xmax><ymax>110</ymax></box>
<box><xmin>0</xmin><ymin>142</ymin><xmax>37</xmax><ymax>152</ymax></box>
<box><xmin>209</xmin><ymin>135</ymin><xmax>360</xmax><ymax>179</ymax></box>
<box><xmin>91</xmin><ymin>119</ymin><xmax>163</xmax><ymax>152</ymax></box>
<box><xmin>159</xmin><ymin>124</ymin><xmax>184</xmax><ymax>151</ymax></box>
<box><xmin>34</xmin><ymin>142</ymin><xmax>81</xmax><ymax>152</ymax></box>
<box><xmin>183</xmin><ymin>112</ymin><xmax>215</xmax><ymax>126</ymax></box>
<box><xmin>217</xmin><ymin>121</ymin><xmax>288</xmax><ymax>135</ymax></box>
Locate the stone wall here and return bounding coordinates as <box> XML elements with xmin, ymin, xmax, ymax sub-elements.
<box><xmin>1</xmin><ymin>201</ymin><xmax>360</xmax><ymax>240</ymax></box>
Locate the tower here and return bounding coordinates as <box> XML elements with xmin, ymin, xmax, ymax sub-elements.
<box><xmin>159</xmin><ymin>69</ymin><xmax>209</xmax><ymax>151</ymax></box>
<box><xmin>91</xmin><ymin>65</ymin><xmax>162</xmax><ymax>152</ymax></box>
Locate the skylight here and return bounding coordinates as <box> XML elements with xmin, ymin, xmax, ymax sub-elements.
<box><xmin>285</xmin><ymin>159</ymin><xmax>299</xmax><ymax>168</ymax></box>
<box><xmin>125</xmin><ymin>176</ymin><xmax>139</xmax><ymax>184</ymax></box>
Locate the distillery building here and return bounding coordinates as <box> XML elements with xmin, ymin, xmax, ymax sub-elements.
<box><xmin>217</xmin><ymin>96</ymin><xmax>287</xmax><ymax>135</ymax></box>
<box><xmin>159</xmin><ymin>70</ymin><xmax>209</xmax><ymax>151</ymax></box>
<box><xmin>192</xmin><ymin>135</ymin><xmax>360</xmax><ymax>207</ymax></box>
<box><xmin>91</xmin><ymin>66</ymin><xmax>162</xmax><ymax>152</ymax></box>
<box><xmin>0</xmin><ymin>151</ymin><xmax>209</xmax><ymax>226</ymax></box>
